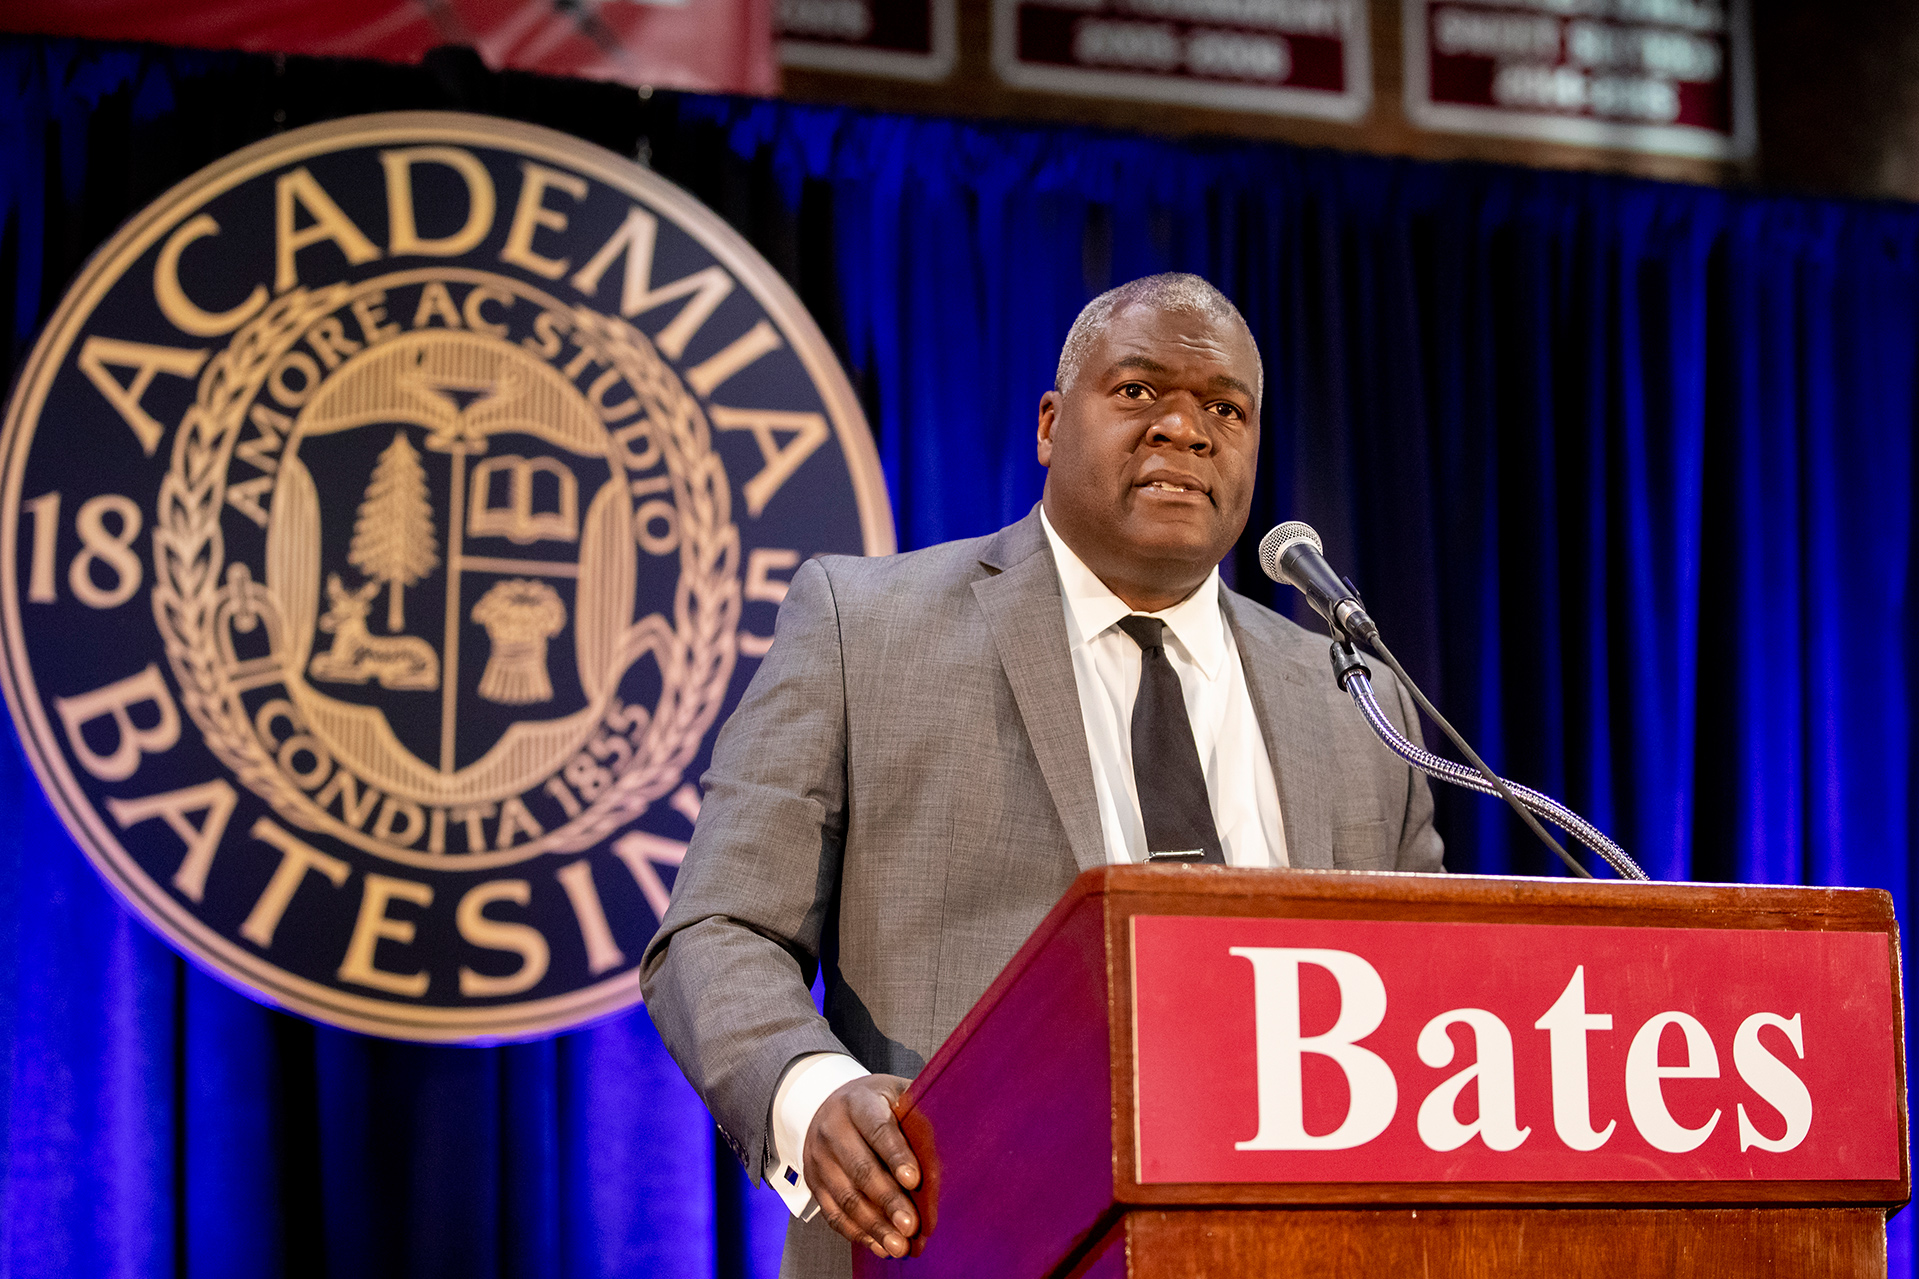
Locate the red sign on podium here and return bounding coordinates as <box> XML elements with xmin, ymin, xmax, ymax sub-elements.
<box><xmin>1132</xmin><ymin>914</ymin><xmax>1901</xmax><ymax>1185</ymax></box>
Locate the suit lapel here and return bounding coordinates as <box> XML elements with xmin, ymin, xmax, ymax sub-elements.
<box><xmin>1224</xmin><ymin>593</ymin><xmax>1336</xmax><ymax>870</ymax></box>
<box><xmin>973</xmin><ymin>513</ymin><xmax>1109</xmax><ymax>875</ymax></box>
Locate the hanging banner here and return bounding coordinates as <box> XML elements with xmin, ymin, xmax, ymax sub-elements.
<box><xmin>1402</xmin><ymin>0</ymin><xmax>1754</xmax><ymax>159</ymax></box>
<box><xmin>992</xmin><ymin>0</ymin><xmax>1371</xmax><ymax>120</ymax></box>
<box><xmin>0</xmin><ymin>112</ymin><xmax>892</xmax><ymax>1042</ymax></box>
<box><xmin>778</xmin><ymin>0</ymin><xmax>957</xmax><ymax>80</ymax></box>
<box><xmin>0</xmin><ymin>0</ymin><xmax>778</xmax><ymax>95</ymax></box>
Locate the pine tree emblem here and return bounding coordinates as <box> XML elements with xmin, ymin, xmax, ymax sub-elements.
<box><xmin>349</xmin><ymin>431</ymin><xmax>439</xmax><ymax>632</ymax></box>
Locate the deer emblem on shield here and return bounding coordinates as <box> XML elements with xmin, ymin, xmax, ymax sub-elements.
<box><xmin>308</xmin><ymin>575</ymin><xmax>441</xmax><ymax>690</ymax></box>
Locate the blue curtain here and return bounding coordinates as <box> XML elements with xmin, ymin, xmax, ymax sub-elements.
<box><xmin>1</xmin><ymin>35</ymin><xmax>1915</xmax><ymax>1278</ymax></box>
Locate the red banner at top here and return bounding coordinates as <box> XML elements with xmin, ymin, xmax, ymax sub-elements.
<box><xmin>1133</xmin><ymin>914</ymin><xmax>1902</xmax><ymax>1185</ymax></box>
<box><xmin>0</xmin><ymin>0</ymin><xmax>777</xmax><ymax>95</ymax></box>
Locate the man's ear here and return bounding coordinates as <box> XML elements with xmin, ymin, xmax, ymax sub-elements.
<box><xmin>1037</xmin><ymin>390</ymin><xmax>1060</xmax><ymax>468</ymax></box>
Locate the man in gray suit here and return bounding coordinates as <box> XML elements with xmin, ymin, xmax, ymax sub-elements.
<box><xmin>640</xmin><ymin>274</ymin><xmax>1443</xmax><ymax>1278</ymax></box>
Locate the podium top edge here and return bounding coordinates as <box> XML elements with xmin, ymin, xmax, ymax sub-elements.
<box><xmin>1056</xmin><ymin>865</ymin><xmax>1899</xmax><ymax>928</ymax></box>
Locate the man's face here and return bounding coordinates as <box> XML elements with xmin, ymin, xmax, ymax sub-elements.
<box><xmin>1037</xmin><ymin>301</ymin><xmax>1261</xmax><ymax>609</ymax></box>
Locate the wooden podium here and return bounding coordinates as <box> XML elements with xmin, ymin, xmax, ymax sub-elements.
<box><xmin>856</xmin><ymin>867</ymin><xmax>1909</xmax><ymax>1279</ymax></box>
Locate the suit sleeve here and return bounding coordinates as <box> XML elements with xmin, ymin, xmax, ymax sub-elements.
<box><xmin>638</xmin><ymin>556</ymin><xmax>854</xmax><ymax>1179</ymax></box>
<box><xmin>1373</xmin><ymin>661</ymin><xmax>1445</xmax><ymax>872</ymax></box>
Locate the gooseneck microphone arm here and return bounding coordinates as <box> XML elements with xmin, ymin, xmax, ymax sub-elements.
<box><xmin>1258</xmin><ymin>522</ymin><xmax>1648</xmax><ymax>882</ymax></box>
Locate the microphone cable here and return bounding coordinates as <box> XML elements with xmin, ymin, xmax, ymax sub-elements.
<box><xmin>1363</xmin><ymin>631</ymin><xmax>1592</xmax><ymax>880</ymax></box>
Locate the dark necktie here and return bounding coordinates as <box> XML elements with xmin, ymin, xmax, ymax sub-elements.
<box><xmin>1115</xmin><ymin>616</ymin><xmax>1225</xmax><ymax>865</ymax></box>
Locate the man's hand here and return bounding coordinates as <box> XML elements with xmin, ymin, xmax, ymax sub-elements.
<box><xmin>804</xmin><ymin>1073</ymin><xmax>923</xmax><ymax>1259</ymax></box>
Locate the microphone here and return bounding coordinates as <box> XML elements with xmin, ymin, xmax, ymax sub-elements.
<box><xmin>1257</xmin><ymin>522</ymin><xmax>1378</xmax><ymax>644</ymax></box>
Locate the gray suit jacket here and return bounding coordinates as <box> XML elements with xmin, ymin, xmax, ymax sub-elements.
<box><xmin>638</xmin><ymin>508</ymin><xmax>1442</xmax><ymax>1278</ymax></box>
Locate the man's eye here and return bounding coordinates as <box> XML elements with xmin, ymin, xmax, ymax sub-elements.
<box><xmin>1210</xmin><ymin>402</ymin><xmax>1243</xmax><ymax>420</ymax></box>
<box><xmin>1118</xmin><ymin>382</ymin><xmax>1150</xmax><ymax>399</ymax></box>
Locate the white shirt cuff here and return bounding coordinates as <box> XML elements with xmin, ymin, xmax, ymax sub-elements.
<box><xmin>767</xmin><ymin>1051</ymin><xmax>871</xmax><ymax>1220</ymax></box>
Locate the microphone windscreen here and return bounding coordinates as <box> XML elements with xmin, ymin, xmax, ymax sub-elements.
<box><xmin>1258</xmin><ymin>521</ymin><xmax>1322</xmax><ymax>584</ymax></box>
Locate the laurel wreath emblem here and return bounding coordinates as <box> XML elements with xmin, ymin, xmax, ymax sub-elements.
<box><xmin>153</xmin><ymin>277</ymin><xmax>741</xmax><ymax>866</ymax></box>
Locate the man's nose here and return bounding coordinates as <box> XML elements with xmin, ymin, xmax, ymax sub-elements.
<box><xmin>1149</xmin><ymin>394</ymin><xmax>1211</xmax><ymax>451</ymax></box>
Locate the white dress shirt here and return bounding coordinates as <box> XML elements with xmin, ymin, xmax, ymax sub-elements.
<box><xmin>764</xmin><ymin>509</ymin><xmax>1288</xmax><ymax>1217</ymax></box>
<box><xmin>1040</xmin><ymin>508</ymin><xmax>1288</xmax><ymax>870</ymax></box>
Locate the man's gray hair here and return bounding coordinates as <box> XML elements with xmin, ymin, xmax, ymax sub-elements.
<box><xmin>1055</xmin><ymin>272</ymin><xmax>1261</xmax><ymax>401</ymax></box>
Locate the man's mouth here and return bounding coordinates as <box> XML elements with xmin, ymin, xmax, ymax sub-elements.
<box><xmin>1138</xmin><ymin>477</ymin><xmax>1210</xmax><ymax>500</ymax></box>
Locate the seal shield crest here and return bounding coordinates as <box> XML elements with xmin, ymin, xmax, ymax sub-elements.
<box><xmin>0</xmin><ymin>113</ymin><xmax>893</xmax><ymax>1041</ymax></box>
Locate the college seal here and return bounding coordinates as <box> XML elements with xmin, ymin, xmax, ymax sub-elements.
<box><xmin>0</xmin><ymin>113</ymin><xmax>893</xmax><ymax>1042</ymax></box>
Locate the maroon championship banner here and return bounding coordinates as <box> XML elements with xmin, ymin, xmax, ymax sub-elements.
<box><xmin>1402</xmin><ymin>0</ymin><xmax>1754</xmax><ymax>159</ymax></box>
<box><xmin>1133</xmin><ymin>914</ymin><xmax>1900</xmax><ymax>1184</ymax></box>
<box><xmin>992</xmin><ymin>0</ymin><xmax>1370</xmax><ymax>120</ymax></box>
<box><xmin>778</xmin><ymin>0</ymin><xmax>956</xmax><ymax>80</ymax></box>
<box><xmin>0</xmin><ymin>0</ymin><xmax>778</xmax><ymax>95</ymax></box>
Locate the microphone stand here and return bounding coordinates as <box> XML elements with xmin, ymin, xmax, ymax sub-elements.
<box><xmin>1329</xmin><ymin>637</ymin><xmax>1648</xmax><ymax>882</ymax></box>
